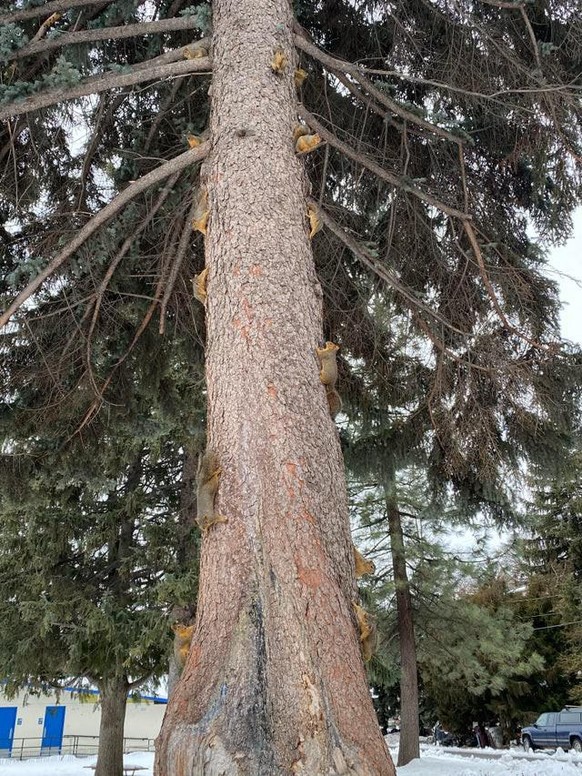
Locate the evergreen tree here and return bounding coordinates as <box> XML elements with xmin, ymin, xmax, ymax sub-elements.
<box><xmin>347</xmin><ymin>462</ymin><xmax>543</xmax><ymax>755</ymax></box>
<box><xmin>418</xmin><ymin>572</ymin><xmax>543</xmax><ymax>742</ymax></box>
<box><xmin>1</xmin><ymin>0</ymin><xmax>581</xmax><ymax>772</ymax></box>
<box><xmin>0</xmin><ymin>321</ymin><xmax>202</xmax><ymax>775</ymax></box>
<box><xmin>520</xmin><ymin>446</ymin><xmax>582</xmax><ymax>706</ymax></box>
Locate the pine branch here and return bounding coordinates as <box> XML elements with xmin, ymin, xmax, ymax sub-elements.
<box><xmin>84</xmin><ymin>172</ymin><xmax>181</xmax><ymax>394</ymax></box>
<box><xmin>0</xmin><ymin>0</ymin><xmax>115</xmax><ymax>24</ymax></box>
<box><xmin>159</xmin><ymin>196</ymin><xmax>198</xmax><ymax>335</ymax></box>
<box><xmin>298</xmin><ymin>107</ymin><xmax>468</xmax><ymax>221</ymax></box>
<box><xmin>0</xmin><ymin>55</ymin><xmax>211</xmax><ymax>122</ymax></box>
<box><xmin>362</xmin><ymin>67</ymin><xmax>581</xmax><ymax>102</ymax></box>
<box><xmin>479</xmin><ymin>0</ymin><xmax>524</xmax><ymax>8</ymax></box>
<box><xmin>463</xmin><ymin>222</ymin><xmax>555</xmax><ymax>351</ymax></box>
<box><xmin>9</xmin><ymin>18</ymin><xmax>206</xmax><ymax>62</ymax></box>
<box><xmin>0</xmin><ymin>144</ymin><xmax>209</xmax><ymax>329</ymax></box>
<box><xmin>307</xmin><ymin>197</ymin><xmax>469</xmax><ymax>337</ymax></box>
<box><xmin>294</xmin><ymin>33</ymin><xmax>465</xmax><ymax>146</ymax></box>
<box><xmin>411</xmin><ymin>310</ymin><xmax>492</xmax><ymax>374</ymax></box>
<box><xmin>128</xmin><ymin>674</ymin><xmax>151</xmax><ymax>691</ymax></box>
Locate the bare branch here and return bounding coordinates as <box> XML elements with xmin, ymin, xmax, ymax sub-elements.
<box><xmin>0</xmin><ymin>144</ymin><xmax>209</xmax><ymax>329</ymax></box>
<box><xmin>0</xmin><ymin>56</ymin><xmax>211</xmax><ymax>122</ymax></box>
<box><xmin>159</xmin><ymin>197</ymin><xmax>198</xmax><ymax>335</ymax></box>
<box><xmin>479</xmin><ymin>0</ymin><xmax>524</xmax><ymax>8</ymax></box>
<box><xmin>361</xmin><ymin>67</ymin><xmax>580</xmax><ymax>103</ymax></box>
<box><xmin>463</xmin><ymin>222</ymin><xmax>554</xmax><ymax>351</ymax></box>
<box><xmin>308</xmin><ymin>197</ymin><xmax>469</xmax><ymax>338</ymax></box>
<box><xmin>0</xmin><ymin>0</ymin><xmax>115</xmax><ymax>24</ymax></box>
<box><xmin>74</xmin><ymin>269</ymin><xmax>167</xmax><ymax>435</ymax></box>
<box><xmin>299</xmin><ymin>107</ymin><xmax>469</xmax><ymax>221</ymax></box>
<box><xmin>294</xmin><ymin>33</ymin><xmax>465</xmax><ymax>146</ymax></box>
<box><xmin>519</xmin><ymin>6</ymin><xmax>543</xmax><ymax>73</ymax></box>
<box><xmin>85</xmin><ymin>172</ymin><xmax>181</xmax><ymax>391</ymax></box>
<box><xmin>10</xmin><ymin>17</ymin><xmax>205</xmax><ymax>62</ymax></box>
<box><xmin>411</xmin><ymin>311</ymin><xmax>492</xmax><ymax>374</ymax></box>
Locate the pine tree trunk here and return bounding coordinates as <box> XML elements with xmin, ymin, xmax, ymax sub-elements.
<box><xmin>387</xmin><ymin>500</ymin><xmax>420</xmax><ymax>767</ymax></box>
<box><xmin>154</xmin><ymin>1</ymin><xmax>394</xmax><ymax>773</ymax></box>
<box><xmin>95</xmin><ymin>676</ymin><xmax>128</xmax><ymax>776</ymax></box>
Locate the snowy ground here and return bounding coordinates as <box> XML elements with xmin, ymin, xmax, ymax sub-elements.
<box><xmin>1</xmin><ymin>744</ymin><xmax>582</xmax><ymax>775</ymax></box>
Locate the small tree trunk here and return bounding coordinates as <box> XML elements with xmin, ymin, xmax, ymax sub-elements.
<box><xmin>154</xmin><ymin>0</ymin><xmax>394</xmax><ymax>773</ymax></box>
<box><xmin>95</xmin><ymin>675</ymin><xmax>129</xmax><ymax>776</ymax></box>
<box><xmin>168</xmin><ymin>446</ymin><xmax>200</xmax><ymax>699</ymax></box>
<box><xmin>387</xmin><ymin>499</ymin><xmax>420</xmax><ymax>766</ymax></box>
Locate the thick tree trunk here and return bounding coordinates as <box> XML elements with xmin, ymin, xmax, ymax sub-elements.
<box><xmin>387</xmin><ymin>500</ymin><xmax>420</xmax><ymax>767</ymax></box>
<box><xmin>95</xmin><ymin>675</ymin><xmax>129</xmax><ymax>776</ymax></box>
<box><xmin>155</xmin><ymin>1</ymin><xmax>394</xmax><ymax>774</ymax></box>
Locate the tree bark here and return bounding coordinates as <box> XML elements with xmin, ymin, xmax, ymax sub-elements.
<box><xmin>154</xmin><ymin>1</ymin><xmax>394</xmax><ymax>774</ymax></box>
<box><xmin>386</xmin><ymin>499</ymin><xmax>420</xmax><ymax>767</ymax></box>
<box><xmin>95</xmin><ymin>675</ymin><xmax>129</xmax><ymax>776</ymax></box>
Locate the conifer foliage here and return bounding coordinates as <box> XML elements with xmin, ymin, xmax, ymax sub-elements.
<box><xmin>0</xmin><ymin>330</ymin><xmax>202</xmax><ymax>775</ymax></box>
<box><xmin>1</xmin><ymin>0</ymin><xmax>581</xmax><ymax>774</ymax></box>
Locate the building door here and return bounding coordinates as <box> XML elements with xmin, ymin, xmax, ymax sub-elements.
<box><xmin>41</xmin><ymin>706</ymin><xmax>66</xmax><ymax>755</ymax></box>
<box><xmin>0</xmin><ymin>707</ymin><xmax>17</xmax><ymax>757</ymax></box>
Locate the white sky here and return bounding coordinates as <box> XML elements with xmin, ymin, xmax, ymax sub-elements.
<box><xmin>550</xmin><ymin>210</ymin><xmax>582</xmax><ymax>346</ymax></box>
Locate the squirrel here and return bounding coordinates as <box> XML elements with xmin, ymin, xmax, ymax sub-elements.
<box><xmin>296</xmin><ymin>133</ymin><xmax>323</xmax><ymax>155</ymax></box>
<box><xmin>45</xmin><ymin>12</ymin><xmax>61</xmax><ymax>26</ymax></box>
<box><xmin>294</xmin><ymin>125</ymin><xmax>323</xmax><ymax>154</ymax></box>
<box><xmin>172</xmin><ymin>623</ymin><xmax>195</xmax><ymax>668</ymax></box>
<box><xmin>193</xmin><ymin>267</ymin><xmax>208</xmax><ymax>305</ymax></box>
<box><xmin>196</xmin><ymin>450</ymin><xmax>227</xmax><ymax>533</ymax></box>
<box><xmin>354</xmin><ymin>547</ymin><xmax>375</xmax><ymax>578</ymax></box>
<box><xmin>186</xmin><ymin>129</ymin><xmax>209</xmax><ymax>148</ymax></box>
<box><xmin>192</xmin><ymin>188</ymin><xmax>209</xmax><ymax>235</ymax></box>
<box><xmin>326</xmin><ymin>388</ymin><xmax>342</xmax><ymax>419</ymax></box>
<box><xmin>316</xmin><ymin>341</ymin><xmax>341</xmax><ymax>420</ymax></box>
<box><xmin>294</xmin><ymin>68</ymin><xmax>308</xmax><ymax>88</ymax></box>
<box><xmin>353</xmin><ymin>603</ymin><xmax>377</xmax><ymax>662</ymax></box>
<box><xmin>307</xmin><ymin>205</ymin><xmax>322</xmax><ymax>239</ymax></box>
<box><xmin>184</xmin><ymin>45</ymin><xmax>208</xmax><ymax>59</ymax></box>
<box><xmin>293</xmin><ymin>124</ymin><xmax>310</xmax><ymax>143</ymax></box>
<box><xmin>316</xmin><ymin>341</ymin><xmax>339</xmax><ymax>387</ymax></box>
<box><xmin>293</xmin><ymin>124</ymin><xmax>323</xmax><ymax>154</ymax></box>
<box><xmin>271</xmin><ymin>48</ymin><xmax>288</xmax><ymax>74</ymax></box>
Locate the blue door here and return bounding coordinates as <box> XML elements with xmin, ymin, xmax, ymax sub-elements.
<box><xmin>0</xmin><ymin>707</ymin><xmax>17</xmax><ymax>757</ymax></box>
<box><xmin>41</xmin><ymin>706</ymin><xmax>66</xmax><ymax>755</ymax></box>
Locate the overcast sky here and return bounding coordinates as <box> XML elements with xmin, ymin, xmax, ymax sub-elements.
<box><xmin>550</xmin><ymin>209</ymin><xmax>581</xmax><ymax>346</ymax></box>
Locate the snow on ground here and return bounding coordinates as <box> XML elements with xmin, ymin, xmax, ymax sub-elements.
<box><xmin>400</xmin><ymin>747</ymin><xmax>582</xmax><ymax>776</ymax></box>
<box><xmin>0</xmin><ymin>751</ymin><xmax>154</xmax><ymax>775</ymax></box>
<box><xmin>1</xmin><ymin>745</ymin><xmax>582</xmax><ymax>775</ymax></box>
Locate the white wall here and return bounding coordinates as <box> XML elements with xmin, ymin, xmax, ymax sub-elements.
<box><xmin>0</xmin><ymin>688</ymin><xmax>166</xmax><ymax>758</ymax></box>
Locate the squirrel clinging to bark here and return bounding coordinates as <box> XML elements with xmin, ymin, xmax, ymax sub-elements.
<box><xmin>294</xmin><ymin>68</ymin><xmax>308</xmax><ymax>88</ymax></box>
<box><xmin>316</xmin><ymin>341</ymin><xmax>342</xmax><ymax>420</ymax></box>
<box><xmin>354</xmin><ymin>547</ymin><xmax>375</xmax><ymax>578</ymax></box>
<box><xmin>172</xmin><ymin>623</ymin><xmax>195</xmax><ymax>668</ymax></box>
<box><xmin>293</xmin><ymin>124</ymin><xmax>323</xmax><ymax>154</ymax></box>
<box><xmin>353</xmin><ymin>603</ymin><xmax>377</xmax><ymax>662</ymax></box>
<box><xmin>196</xmin><ymin>450</ymin><xmax>227</xmax><ymax>533</ymax></box>
<box><xmin>307</xmin><ymin>205</ymin><xmax>322</xmax><ymax>239</ymax></box>
<box><xmin>316</xmin><ymin>341</ymin><xmax>339</xmax><ymax>386</ymax></box>
<box><xmin>192</xmin><ymin>188</ymin><xmax>209</xmax><ymax>235</ymax></box>
<box><xmin>192</xmin><ymin>267</ymin><xmax>208</xmax><ymax>305</ymax></box>
<box><xmin>271</xmin><ymin>48</ymin><xmax>288</xmax><ymax>74</ymax></box>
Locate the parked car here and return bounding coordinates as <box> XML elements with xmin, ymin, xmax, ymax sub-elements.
<box><xmin>521</xmin><ymin>708</ymin><xmax>582</xmax><ymax>752</ymax></box>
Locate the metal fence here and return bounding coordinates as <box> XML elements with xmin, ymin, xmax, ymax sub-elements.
<box><xmin>8</xmin><ymin>735</ymin><xmax>156</xmax><ymax>761</ymax></box>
